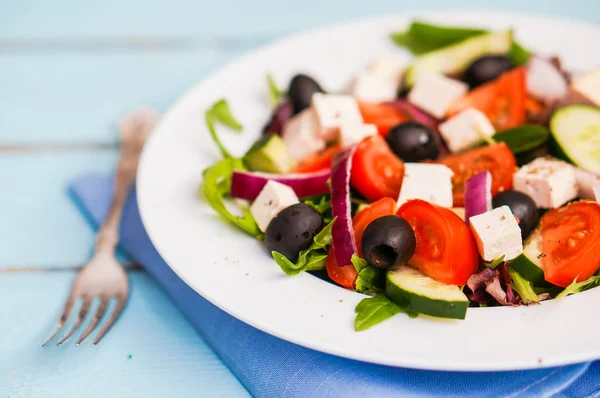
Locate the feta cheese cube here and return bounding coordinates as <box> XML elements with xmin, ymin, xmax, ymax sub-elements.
<box><xmin>282</xmin><ymin>108</ymin><xmax>325</xmax><ymax>160</ymax></box>
<box><xmin>250</xmin><ymin>180</ymin><xmax>299</xmax><ymax>232</ymax></box>
<box><xmin>438</xmin><ymin>107</ymin><xmax>495</xmax><ymax>153</ymax></box>
<box><xmin>397</xmin><ymin>163</ymin><xmax>454</xmax><ymax>208</ymax></box>
<box><xmin>339</xmin><ymin>123</ymin><xmax>377</xmax><ymax>146</ymax></box>
<box><xmin>571</xmin><ymin>67</ymin><xmax>600</xmax><ymax>107</ymax></box>
<box><xmin>367</xmin><ymin>55</ymin><xmax>404</xmax><ymax>80</ymax></box>
<box><xmin>513</xmin><ymin>157</ymin><xmax>578</xmax><ymax>209</ymax></box>
<box><xmin>348</xmin><ymin>72</ymin><xmax>398</xmax><ymax>103</ymax></box>
<box><xmin>312</xmin><ymin>93</ymin><xmax>363</xmax><ymax>141</ymax></box>
<box><xmin>469</xmin><ymin>206</ymin><xmax>523</xmax><ymax>261</ymax></box>
<box><xmin>408</xmin><ymin>73</ymin><xmax>468</xmax><ymax>119</ymax></box>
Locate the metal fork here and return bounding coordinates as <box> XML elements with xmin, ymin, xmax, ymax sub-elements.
<box><xmin>43</xmin><ymin>109</ymin><xmax>159</xmax><ymax>347</ymax></box>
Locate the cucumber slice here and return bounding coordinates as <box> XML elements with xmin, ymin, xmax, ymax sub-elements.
<box><xmin>404</xmin><ymin>31</ymin><xmax>513</xmax><ymax>88</ymax></box>
<box><xmin>509</xmin><ymin>229</ymin><xmax>545</xmax><ymax>286</ymax></box>
<box><xmin>550</xmin><ymin>105</ymin><xmax>600</xmax><ymax>174</ymax></box>
<box><xmin>243</xmin><ymin>134</ymin><xmax>296</xmax><ymax>173</ymax></box>
<box><xmin>385</xmin><ymin>266</ymin><xmax>469</xmax><ymax>319</ymax></box>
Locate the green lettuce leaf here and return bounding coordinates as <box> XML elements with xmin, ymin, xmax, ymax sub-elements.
<box><xmin>302</xmin><ymin>194</ymin><xmax>332</xmax><ymax>215</ymax></box>
<box><xmin>354</xmin><ymin>294</ymin><xmax>403</xmax><ymax>331</ymax></box>
<box><xmin>556</xmin><ymin>275</ymin><xmax>600</xmax><ymax>300</ymax></box>
<box><xmin>484</xmin><ymin>255</ymin><xmax>505</xmax><ymax>269</ymax></box>
<box><xmin>508</xmin><ymin>266</ymin><xmax>539</xmax><ymax>304</ymax></box>
<box><xmin>205</xmin><ymin>99</ymin><xmax>244</xmax><ymax>159</ymax></box>
<box><xmin>200</xmin><ymin>157</ymin><xmax>261</xmax><ymax>237</ymax></box>
<box><xmin>391</xmin><ymin>21</ymin><xmax>487</xmax><ymax>55</ymax></box>
<box><xmin>391</xmin><ymin>21</ymin><xmax>531</xmax><ymax>65</ymax></box>
<box><xmin>272</xmin><ymin>218</ymin><xmax>335</xmax><ymax>275</ymax></box>
<box><xmin>351</xmin><ymin>254</ymin><xmax>385</xmax><ymax>294</ymax></box>
<box><xmin>267</xmin><ymin>74</ymin><xmax>287</xmax><ymax>109</ymax></box>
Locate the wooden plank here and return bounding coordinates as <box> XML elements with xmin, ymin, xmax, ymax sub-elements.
<box><xmin>2</xmin><ymin>0</ymin><xmax>599</xmax><ymax>39</ymax></box>
<box><xmin>0</xmin><ymin>150</ymin><xmax>120</xmax><ymax>268</ymax></box>
<box><xmin>0</xmin><ymin>271</ymin><xmax>249</xmax><ymax>398</ymax></box>
<box><xmin>0</xmin><ymin>51</ymin><xmax>236</xmax><ymax>145</ymax></box>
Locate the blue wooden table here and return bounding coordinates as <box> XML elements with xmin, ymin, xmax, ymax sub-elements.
<box><xmin>1</xmin><ymin>1</ymin><xmax>598</xmax><ymax>396</ymax></box>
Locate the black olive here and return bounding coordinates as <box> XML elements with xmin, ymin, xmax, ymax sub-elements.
<box><xmin>361</xmin><ymin>215</ymin><xmax>416</xmax><ymax>269</ymax></box>
<box><xmin>385</xmin><ymin>121</ymin><xmax>440</xmax><ymax>162</ymax></box>
<box><xmin>464</xmin><ymin>55</ymin><xmax>514</xmax><ymax>88</ymax></box>
<box><xmin>492</xmin><ymin>190</ymin><xmax>539</xmax><ymax>239</ymax></box>
<box><xmin>265</xmin><ymin>203</ymin><xmax>324</xmax><ymax>262</ymax></box>
<box><xmin>288</xmin><ymin>74</ymin><xmax>324</xmax><ymax>114</ymax></box>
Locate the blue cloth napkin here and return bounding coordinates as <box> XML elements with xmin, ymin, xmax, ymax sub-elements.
<box><xmin>70</xmin><ymin>174</ymin><xmax>599</xmax><ymax>398</ymax></box>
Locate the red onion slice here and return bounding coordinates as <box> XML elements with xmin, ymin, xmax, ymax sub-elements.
<box><xmin>230</xmin><ymin>169</ymin><xmax>330</xmax><ymax>201</ymax></box>
<box><xmin>330</xmin><ymin>144</ymin><xmax>358</xmax><ymax>267</ymax></box>
<box><xmin>526</xmin><ymin>56</ymin><xmax>569</xmax><ymax>103</ymax></box>
<box><xmin>464</xmin><ymin>170</ymin><xmax>492</xmax><ymax>224</ymax></box>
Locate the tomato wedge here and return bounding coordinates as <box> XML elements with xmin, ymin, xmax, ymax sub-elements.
<box><xmin>358</xmin><ymin>101</ymin><xmax>410</xmax><ymax>136</ymax></box>
<box><xmin>541</xmin><ymin>201</ymin><xmax>600</xmax><ymax>287</ymax></box>
<box><xmin>326</xmin><ymin>198</ymin><xmax>397</xmax><ymax>289</ymax></box>
<box><xmin>447</xmin><ymin>67</ymin><xmax>526</xmax><ymax>130</ymax></box>
<box><xmin>352</xmin><ymin>197</ymin><xmax>396</xmax><ymax>257</ymax></box>
<box><xmin>351</xmin><ymin>134</ymin><xmax>405</xmax><ymax>202</ymax></box>
<box><xmin>293</xmin><ymin>145</ymin><xmax>341</xmax><ymax>173</ymax></box>
<box><xmin>397</xmin><ymin>199</ymin><xmax>479</xmax><ymax>285</ymax></box>
<box><xmin>326</xmin><ymin>246</ymin><xmax>357</xmax><ymax>290</ymax></box>
<box><xmin>435</xmin><ymin>143</ymin><xmax>516</xmax><ymax>207</ymax></box>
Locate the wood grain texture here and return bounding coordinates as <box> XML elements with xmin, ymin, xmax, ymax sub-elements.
<box><xmin>2</xmin><ymin>0</ymin><xmax>599</xmax><ymax>39</ymax></box>
<box><xmin>0</xmin><ymin>51</ymin><xmax>240</xmax><ymax>145</ymax></box>
<box><xmin>0</xmin><ymin>271</ymin><xmax>249</xmax><ymax>398</ymax></box>
<box><xmin>0</xmin><ymin>150</ymin><xmax>122</xmax><ymax>268</ymax></box>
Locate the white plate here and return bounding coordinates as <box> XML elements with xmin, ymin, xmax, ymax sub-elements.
<box><xmin>137</xmin><ymin>11</ymin><xmax>600</xmax><ymax>371</ymax></box>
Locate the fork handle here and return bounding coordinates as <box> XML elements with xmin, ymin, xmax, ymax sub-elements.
<box><xmin>95</xmin><ymin>113</ymin><xmax>156</xmax><ymax>256</ymax></box>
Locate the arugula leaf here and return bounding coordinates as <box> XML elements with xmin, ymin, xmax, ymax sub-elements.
<box><xmin>272</xmin><ymin>218</ymin><xmax>335</xmax><ymax>275</ymax></box>
<box><xmin>302</xmin><ymin>194</ymin><xmax>332</xmax><ymax>214</ymax></box>
<box><xmin>509</xmin><ymin>41</ymin><xmax>533</xmax><ymax>66</ymax></box>
<box><xmin>556</xmin><ymin>275</ymin><xmax>600</xmax><ymax>300</ymax></box>
<box><xmin>508</xmin><ymin>267</ymin><xmax>539</xmax><ymax>304</ymax></box>
<box><xmin>351</xmin><ymin>254</ymin><xmax>385</xmax><ymax>293</ymax></box>
<box><xmin>484</xmin><ymin>255</ymin><xmax>505</xmax><ymax>269</ymax></box>
<box><xmin>391</xmin><ymin>21</ymin><xmax>486</xmax><ymax>55</ymax></box>
<box><xmin>355</xmin><ymin>294</ymin><xmax>403</xmax><ymax>331</ymax></box>
<box><xmin>200</xmin><ymin>158</ymin><xmax>262</xmax><ymax>237</ymax></box>
<box><xmin>205</xmin><ymin>99</ymin><xmax>244</xmax><ymax>159</ymax></box>
<box><xmin>492</xmin><ymin>125</ymin><xmax>550</xmax><ymax>154</ymax></box>
<box><xmin>391</xmin><ymin>21</ymin><xmax>531</xmax><ymax>65</ymax></box>
<box><xmin>267</xmin><ymin>74</ymin><xmax>287</xmax><ymax>110</ymax></box>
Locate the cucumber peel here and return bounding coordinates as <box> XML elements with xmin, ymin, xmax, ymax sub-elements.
<box><xmin>385</xmin><ymin>266</ymin><xmax>469</xmax><ymax>320</ymax></box>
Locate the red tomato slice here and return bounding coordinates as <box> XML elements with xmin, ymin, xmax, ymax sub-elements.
<box><xmin>352</xmin><ymin>197</ymin><xmax>397</xmax><ymax>257</ymax></box>
<box><xmin>293</xmin><ymin>145</ymin><xmax>341</xmax><ymax>173</ymax></box>
<box><xmin>351</xmin><ymin>135</ymin><xmax>405</xmax><ymax>202</ymax></box>
<box><xmin>435</xmin><ymin>143</ymin><xmax>516</xmax><ymax>207</ymax></box>
<box><xmin>541</xmin><ymin>201</ymin><xmax>600</xmax><ymax>287</ymax></box>
<box><xmin>397</xmin><ymin>199</ymin><xmax>479</xmax><ymax>285</ymax></box>
<box><xmin>447</xmin><ymin>67</ymin><xmax>526</xmax><ymax>130</ymax></box>
<box><xmin>358</xmin><ymin>101</ymin><xmax>410</xmax><ymax>136</ymax></box>
<box><xmin>326</xmin><ymin>246</ymin><xmax>357</xmax><ymax>290</ymax></box>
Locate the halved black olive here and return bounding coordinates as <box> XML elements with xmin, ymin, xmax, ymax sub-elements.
<box><xmin>361</xmin><ymin>215</ymin><xmax>416</xmax><ymax>269</ymax></box>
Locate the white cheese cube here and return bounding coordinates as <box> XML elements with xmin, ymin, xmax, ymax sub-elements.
<box><xmin>397</xmin><ymin>163</ymin><xmax>454</xmax><ymax>208</ymax></box>
<box><xmin>469</xmin><ymin>206</ymin><xmax>523</xmax><ymax>262</ymax></box>
<box><xmin>339</xmin><ymin>123</ymin><xmax>377</xmax><ymax>146</ymax></box>
<box><xmin>367</xmin><ymin>55</ymin><xmax>404</xmax><ymax>81</ymax></box>
<box><xmin>438</xmin><ymin>107</ymin><xmax>495</xmax><ymax>153</ymax></box>
<box><xmin>513</xmin><ymin>157</ymin><xmax>578</xmax><ymax>209</ymax></box>
<box><xmin>571</xmin><ymin>67</ymin><xmax>600</xmax><ymax>106</ymax></box>
<box><xmin>312</xmin><ymin>93</ymin><xmax>363</xmax><ymax>141</ymax></box>
<box><xmin>348</xmin><ymin>72</ymin><xmax>398</xmax><ymax>103</ymax></box>
<box><xmin>282</xmin><ymin>108</ymin><xmax>325</xmax><ymax>160</ymax></box>
<box><xmin>408</xmin><ymin>73</ymin><xmax>468</xmax><ymax>119</ymax></box>
<box><xmin>250</xmin><ymin>180</ymin><xmax>299</xmax><ymax>232</ymax></box>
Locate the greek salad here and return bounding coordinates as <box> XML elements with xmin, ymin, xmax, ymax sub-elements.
<box><xmin>200</xmin><ymin>21</ymin><xmax>600</xmax><ymax>331</ymax></box>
